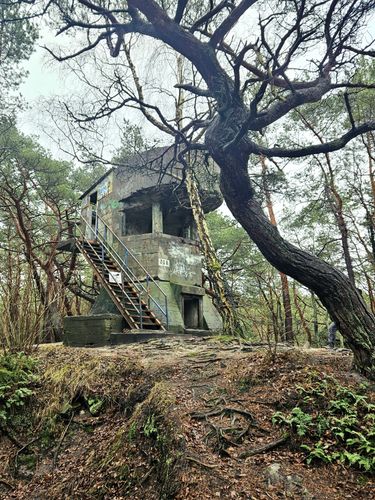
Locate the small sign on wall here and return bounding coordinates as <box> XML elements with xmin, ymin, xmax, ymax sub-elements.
<box><xmin>159</xmin><ymin>258</ymin><xmax>170</xmax><ymax>267</ymax></box>
<box><xmin>108</xmin><ymin>271</ymin><xmax>122</xmax><ymax>284</ymax></box>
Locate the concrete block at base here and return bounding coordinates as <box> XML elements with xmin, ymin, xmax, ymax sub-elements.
<box><xmin>202</xmin><ymin>295</ymin><xmax>223</xmax><ymax>332</ymax></box>
<box><xmin>147</xmin><ymin>281</ymin><xmax>223</xmax><ymax>333</ymax></box>
<box><xmin>63</xmin><ymin>314</ymin><xmax>124</xmax><ymax>347</ymax></box>
<box><xmin>90</xmin><ymin>288</ymin><xmax>119</xmax><ymax>315</ymax></box>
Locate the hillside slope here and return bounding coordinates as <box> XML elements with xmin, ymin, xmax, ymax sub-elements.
<box><xmin>0</xmin><ymin>338</ymin><xmax>374</xmax><ymax>499</ymax></box>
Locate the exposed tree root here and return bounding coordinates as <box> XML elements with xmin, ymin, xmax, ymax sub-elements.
<box><xmin>0</xmin><ymin>478</ymin><xmax>14</xmax><ymax>490</ymax></box>
<box><xmin>239</xmin><ymin>434</ymin><xmax>289</xmax><ymax>459</ymax></box>
<box><xmin>193</xmin><ymin>357</ymin><xmax>224</xmax><ymax>364</ymax></box>
<box><xmin>205</xmin><ymin>422</ymin><xmax>240</xmax><ymax>449</ymax></box>
<box><xmin>186</xmin><ymin>456</ymin><xmax>218</xmax><ymax>469</ymax></box>
<box><xmin>190</xmin><ymin>406</ymin><xmax>255</xmax><ymax>422</ymax></box>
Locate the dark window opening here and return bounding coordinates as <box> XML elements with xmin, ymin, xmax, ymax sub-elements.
<box><xmin>90</xmin><ymin>191</ymin><xmax>98</xmax><ymax>229</ymax></box>
<box><xmin>183</xmin><ymin>295</ymin><xmax>201</xmax><ymax>329</ymax></box>
<box><xmin>123</xmin><ymin>207</ymin><xmax>152</xmax><ymax>235</ymax></box>
<box><xmin>121</xmin><ymin>212</ymin><xmax>127</xmax><ymax>236</ymax></box>
<box><xmin>89</xmin><ymin>191</ymin><xmax>97</xmax><ymax>204</ymax></box>
<box><xmin>91</xmin><ymin>210</ymin><xmax>97</xmax><ymax>229</ymax></box>
<box><xmin>163</xmin><ymin>211</ymin><xmax>191</xmax><ymax>237</ymax></box>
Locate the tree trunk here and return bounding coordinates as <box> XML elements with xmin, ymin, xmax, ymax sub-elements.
<box><xmin>293</xmin><ymin>282</ymin><xmax>313</xmax><ymax>347</ymax></box>
<box><xmin>322</xmin><ymin>169</ymin><xmax>356</xmax><ymax>285</ymax></box>
<box><xmin>185</xmin><ymin>169</ymin><xmax>243</xmax><ymax>336</ymax></box>
<box><xmin>174</xmin><ymin>57</ymin><xmax>242</xmax><ymax>337</ymax></box>
<box><xmin>311</xmin><ymin>292</ymin><xmax>320</xmax><ymax>345</ymax></box>
<box><xmin>366</xmin><ymin>132</ymin><xmax>375</xmax><ymax>263</ymax></box>
<box><xmin>260</xmin><ymin>155</ymin><xmax>294</xmax><ymax>343</ymax></box>
<box><xmin>206</xmin><ymin>123</ymin><xmax>375</xmax><ymax>378</ymax></box>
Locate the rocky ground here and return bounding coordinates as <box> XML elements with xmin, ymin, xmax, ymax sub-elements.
<box><xmin>0</xmin><ymin>337</ymin><xmax>374</xmax><ymax>499</ymax></box>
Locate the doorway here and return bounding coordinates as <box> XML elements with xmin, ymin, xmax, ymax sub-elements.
<box><xmin>182</xmin><ymin>295</ymin><xmax>202</xmax><ymax>329</ymax></box>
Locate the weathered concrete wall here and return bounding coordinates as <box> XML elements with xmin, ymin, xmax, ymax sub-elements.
<box><xmin>146</xmin><ymin>281</ymin><xmax>184</xmax><ymax>333</ymax></box>
<box><xmin>114</xmin><ymin>147</ymin><xmax>222</xmax><ymax>212</ymax></box>
<box><xmin>63</xmin><ymin>314</ymin><xmax>123</xmax><ymax>347</ymax></box>
<box><xmin>80</xmin><ymin>170</ymin><xmax>118</xmax><ymax>242</ymax></box>
<box><xmin>202</xmin><ymin>295</ymin><xmax>223</xmax><ymax>331</ymax></box>
<box><xmin>76</xmin><ymin>146</ymin><xmax>224</xmax><ymax>336</ymax></box>
<box><xmin>90</xmin><ymin>288</ymin><xmax>120</xmax><ymax>315</ymax></box>
<box><xmin>118</xmin><ymin>233</ymin><xmax>202</xmax><ymax>286</ymax></box>
<box><xmin>142</xmin><ymin>281</ymin><xmax>222</xmax><ymax>333</ymax></box>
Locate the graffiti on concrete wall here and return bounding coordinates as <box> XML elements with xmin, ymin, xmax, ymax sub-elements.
<box><xmin>168</xmin><ymin>241</ymin><xmax>201</xmax><ymax>281</ymax></box>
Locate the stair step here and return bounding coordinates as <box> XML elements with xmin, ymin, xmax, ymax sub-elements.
<box><xmin>120</xmin><ymin>302</ymin><xmax>148</xmax><ymax>310</ymax></box>
<box><xmin>85</xmin><ymin>254</ymin><xmax>113</xmax><ymax>264</ymax></box>
<box><xmin>129</xmin><ymin>313</ymin><xmax>155</xmax><ymax>319</ymax></box>
<box><xmin>77</xmin><ymin>236</ymin><xmax>165</xmax><ymax>331</ymax></box>
<box><xmin>110</xmin><ymin>288</ymin><xmax>147</xmax><ymax>302</ymax></box>
<box><xmin>113</xmin><ymin>282</ymin><xmax>138</xmax><ymax>290</ymax></box>
<box><xmin>112</xmin><ymin>292</ymin><xmax>140</xmax><ymax>300</ymax></box>
<box><xmin>134</xmin><ymin>324</ymin><xmax>162</xmax><ymax>330</ymax></box>
<box><xmin>111</xmin><ymin>287</ymin><xmax>139</xmax><ymax>296</ymax></box>
<box><xmin>94</xmin><ymin>261</ymin><xmax>120</xmax><ymax>272</ymax></box>
<box><xmin>90</xmin><ymin>256</ymin><xmax>113</xmax><ymax>264</ymax></box>
<box><xmin>134</xmin><ymin>319</ymin><xmax>158</xmax><ymax>325</ymax></box>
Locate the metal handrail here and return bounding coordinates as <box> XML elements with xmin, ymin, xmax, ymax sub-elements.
<box><xmin>74</xmin><ymin>223</ymin><xmax>142</xmax><ymax>326</ymax></box>
<box><xmin>78</xmin><ymin>213</ymin><xmax>168</xmax><ymax>327</ymax></box>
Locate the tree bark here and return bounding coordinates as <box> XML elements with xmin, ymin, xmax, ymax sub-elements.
<box><xmin>174</xmin><ymin>57</ymin><xmax>242</xmax><ymax>337</ymax></box>
<box><xmin>311</xmin><ymin>292</ymin><xmax>320</xmax><ymax>345</ymax></box>
<box><xmin>365</xmin><ymin>132</ymin><xmax>375</xmax><ymax>262</ymax></box>
<box><xmin>293</xmin><ymin>282</ymin><xmax>313</xmax><ymax>347</ymax></box>
<box><xmin>319</xmin><ymin>153</ymin><xmax>356</xmax><ymax>285</ymax></box>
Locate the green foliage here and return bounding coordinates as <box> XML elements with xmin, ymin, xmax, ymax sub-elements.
<box><xmin>272</xmin><ymin>373</ymin><xmax>375</xmax><ymax>472</ymax></box>
<box><xmin>0</xmin><ymin>353</ymin><xmax>38</xmax><ymax>426</ymax></box>
<box><xmin>143</xmin><ymin>414</ymin><xmax>158</xmax><ymax>439</ymax></box>
<box><xmin>128</xmin><ymin>421</ymin><xmax>137</xmax><ymax>442</ymax></box>
<box><xmin>272</xmin><ymin>407</ymin><xmax>313</xmax><ymax>437</ymax></box>
<box><xmin>86</xmin><ymin>396</ymin><xmax>104</xmax><ymax>416</ymax></box>
<box><xmin>0</xmin><ymin>3</ymin><xmax>38</xmax><ymax>114</ymax></box>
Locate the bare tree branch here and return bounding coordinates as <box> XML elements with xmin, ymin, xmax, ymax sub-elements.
<box><xmin>209</xmin><ymin>0</ymin><xmax>259</xmax><ymax>48</ymax></box>
<box><xmin>248</xmin><ymin>121</ymin><xmax>375</xmax><ymax>157</ymax></box>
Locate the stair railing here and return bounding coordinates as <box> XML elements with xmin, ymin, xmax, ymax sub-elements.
<box><xmin>78</xmin><ymin>213</ymin><xmax>168</xmax><ymax>328</ymax></box>
<box><xmin>74</xmin><ymin>224</ymin><xmax>142</xmax><ymax>326</ymax></box>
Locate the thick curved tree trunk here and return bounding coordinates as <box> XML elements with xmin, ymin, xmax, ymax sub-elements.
<box><xmin>207</xmin><ymin>132</ymin><xmax>375</xmax><ymax>379</ymax></box>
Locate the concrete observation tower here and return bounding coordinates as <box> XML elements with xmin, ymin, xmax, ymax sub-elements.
<box><xmin>62</xmin><ymin>146</ymin><xmax>223</xmax><ymax>346</ymax></box>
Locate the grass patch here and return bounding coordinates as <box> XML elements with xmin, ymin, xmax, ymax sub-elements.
<box><xmin>38</xmin><ymin>348</ymin><xmax>143</xmax><ymax>418</ymax></box>
<box><xmin>0</xmin><ymin>352</ymin><xmax>38</xmax><ymax>429</ymax></box>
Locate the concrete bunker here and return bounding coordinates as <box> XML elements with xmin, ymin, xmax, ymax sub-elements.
<box><xmin>62</xmin><ymin>146</ymin><xmax>223</xmax><ymax>345</ymax></box>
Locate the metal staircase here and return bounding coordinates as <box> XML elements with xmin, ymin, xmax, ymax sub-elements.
<box><xmin>73</xmin><ymin>214</ymin><xmax>168</xmax><ymax>331</ymax></box>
